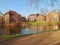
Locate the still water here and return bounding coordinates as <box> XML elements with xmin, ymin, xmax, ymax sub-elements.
<box><xmin>0</xmin><ymin>25</ymin><xmax>60</xmax><ymax>36</ymax></box>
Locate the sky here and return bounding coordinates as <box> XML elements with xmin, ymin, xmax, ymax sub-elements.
<box><xmin>0</xmin><ymin>0</ymin><xmax>60</xmax><ymax>17</ymax></box>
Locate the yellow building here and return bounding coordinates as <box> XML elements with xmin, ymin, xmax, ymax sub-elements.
<box><xmin>37</xmin><ymin>14</ymin><xmax>46</xmax><ymax>22</ymax></box>
<box><xmin>46</xmin><ymin>11</ymin><xmax>59</xmax><ymax>22</ymax></box>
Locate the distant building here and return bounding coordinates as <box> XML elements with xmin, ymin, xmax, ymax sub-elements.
<box><xmin>37</xmin><ymin>14</ymin><xmax>46</xmax><ymax>22</ymax></box>
<box><xmin>0</xmin><ymin>16</ymin><xmax>3</xmax><ymax>25</ymax></box>
<box><xmin>27</xmin><ymin>14</ymin><xmax>39</xmax><ymax>22</ymax></box>
<box><xmin>46</xmin><ymin>11</ymin><xmax>59</xmax><ymax>22</ymax></box>
<box><xmin>27</xmin><ymin>14</ymin><xmax>46</xmax><ymax>22</ymax></box>
<box><xmin>20</xmin><ymin>17</ymin><xmax>26</xmax><ymax>22</ymax></box>
<box><xmin>3</xmin><ymin>10</ymin><xmax>21</xmax><ymax>24</ymax></box>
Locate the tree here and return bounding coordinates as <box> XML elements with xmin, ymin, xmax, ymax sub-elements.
<box><xmin>0</xmin><ymin>11</ymin><xmax>3</xmax><ymax>26</ymax></box>
<box><xmin>0</xmin><ymin>11</ymin><xmax>3</xmax><ymax>16</ymax></box>
<box><xmin>23</xmin><ymin>0</ymin><xmax>60</xmax><ymax>15</ymax></box>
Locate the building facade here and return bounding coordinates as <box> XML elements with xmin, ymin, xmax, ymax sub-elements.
<box><xmin>3</xmin><ymin>10</ymin><xmax>21</xmax><ymax>24</ymax></box>
<box><xmin>37</xmin><ymin>14</ymin><xmax>46</xmax><ymax>22</ymax></box>
<box><xmin>27</xmin><ymin>14</ymin><xmax>39</xmax><ymax>22</ymax></box>
<box><xmin>46</xmin><ymin>11</ymin><xmax>59</xmax><ymax>22</ymax></box>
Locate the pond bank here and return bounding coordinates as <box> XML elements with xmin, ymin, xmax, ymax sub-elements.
<box><xmin>0</xmin><ymin>34</ymin><xmax>33</xmax><ymax>41</ymax></box>
<box><xmin>0</xmin><ymin>22</ymin><xmax>29</xmax><ymax>41</ymax></box>
<box><xmin>0</xmin><ymin>27</ymin><xmax>58</xmax><ymax>41</ymax></box>
<box><xmin>1</xmin><ymin>29</ymin><xmax>60</xmax><ymax>45</ymax></box>
<box><xmin>28</xmin><ymin>22</ymin><xmax>58</xmax><ymax>25</ymax></box>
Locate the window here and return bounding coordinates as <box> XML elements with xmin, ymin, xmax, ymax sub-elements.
<box><xmin>54</xmin><ymin>16</ymin><xmax>58</xmax><ymax>22</ymax></box>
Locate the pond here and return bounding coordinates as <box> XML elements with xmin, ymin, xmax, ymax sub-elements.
<box><xmin>0</xmin><ymin>25</ymin><xmax>60</xmax><ymax>36</ymax></box>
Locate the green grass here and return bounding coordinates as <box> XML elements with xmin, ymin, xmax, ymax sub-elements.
<box><xmin>28</xmin><ymin>22</ymin><xmax>58</xmax><ymax>25</ymax></box>
<box><xmin>0</xmin><ymin>34</ymin><xmax>33</xmax><ymax>40</ymax></box>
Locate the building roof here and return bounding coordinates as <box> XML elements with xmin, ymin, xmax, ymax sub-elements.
<box><xmin>47</xmin><ymin>11</ymin><xmax>58</xmax><ymax>16</ymax></box>
<box><xmin>28</xmin><ymin>14</ymin><xmax>39</xmax><ymax>16</ymax></box>
<box><xmin>39</xmin><ymin>14</ymin><xmax>46</xmax><ymax>16</ymax></box>
<box><xmin>4</xmin><ymin>10</ymin><xmax>21</xmax><ymax>16</ymax></box>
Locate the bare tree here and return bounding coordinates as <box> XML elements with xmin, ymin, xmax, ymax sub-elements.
<box><xmin>0</xmin><ymin>11</ymin><xmax>3</xmax><ymax>16</ymax></box>
<box><xmin>22</xmin><ymin>0</ymin><xmax>59</xmax><ymax>14</ymax></box>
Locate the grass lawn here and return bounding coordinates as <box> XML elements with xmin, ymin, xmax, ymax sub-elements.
<box><xmin>28</xmin><ymin>22</ymin><xmax>58</xmax><ymax>25</ymax></box>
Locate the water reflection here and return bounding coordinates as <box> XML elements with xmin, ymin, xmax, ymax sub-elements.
<box><xmin>4</xmin><ymin>26</ymin><xmax>22</xmax><ymax>35</ymax></box>
<box><xmin>0</xmin><ymin>26</ymin><xmax>24</xmax><ymax>36</ymax></box>
<box><xmin>28</xmin><ymin>25</ymin><xmax>59</xmax><ymax>33</ymax></box>
<box><xmin>0</xmin><ymin>25</ymin><xmax>60</xmax><ymax>36</ymax></box>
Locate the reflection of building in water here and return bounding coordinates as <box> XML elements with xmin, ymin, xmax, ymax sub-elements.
<box><xmin>28</xmin><ymin>26</ymin><xmax>46</xmax><ymax>32</ymax></box>
<box><xmin>58</xmin><ymin>25</ymin><xmax>60</xmax><ymax>29</ymax></box>
<box><xmin>37</xmin><ymin>26</ymin><xmax>46</xmax><ymax>32</ymax></box>
<box><xmin>3</xmin><ymin>27</ymin><xmax>10</xmax><ymax>35</ymax></box>
<box><xmin>46</xmin><ymin>25</ymin><xmax>53</xmax><ymax>31</ymax></box>
<box><xmin>3</xmin><ymin>26</ymin><xmax>22</xmax><ymax>35</ymax></box>
<box><xmin>46</xmin><ymin>25</ymin><xmax>58</xmax><ymax>31</ymax></box>
<box><xmin>0</xmin><ymin>25</ymin><xmax>59</xmax><ymax>36</ymax></box>
<box><xmin>28</xmin><ymin>25</ymin><xmax>59</xmax><ymax>33</ymax></box>
<box><xmin>0</xmin><ymin>27</ymin><xmax>4</xmax><ymax>36</ymax></box>
<box><xmin>53</xmin><ymin>25</ymin><xmax>58</xmax><ymax>30</ymax></box>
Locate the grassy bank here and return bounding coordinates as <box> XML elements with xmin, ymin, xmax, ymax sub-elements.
<box><xmin>0</xmin><ymin>34</ymin><xmax>33</xmax><ymax>40</ymax></box>
<box><xmin>28</xmin><ymin>22</ymin><xmax>58</xmax><ymax>25</ymax></box>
